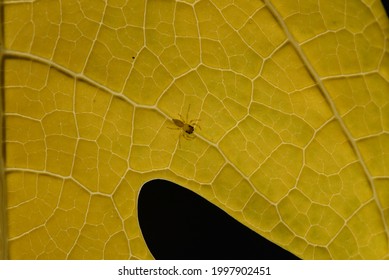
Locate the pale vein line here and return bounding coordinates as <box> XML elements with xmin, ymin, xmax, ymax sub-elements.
<box><xmin>2</xmin><ymin>0</ymin><xmax>37</xmax><ymax>4</ymax></box>
<box><xmin>264</xmin><ymin>0</ymin><xmax>389</xmax><ymax>246</ymax></box>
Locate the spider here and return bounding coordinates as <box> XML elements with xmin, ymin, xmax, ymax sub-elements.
<box><xmin>169</xmin><ymin>105</ymin><xmax>201</xmax><ymax>143</ymax></box>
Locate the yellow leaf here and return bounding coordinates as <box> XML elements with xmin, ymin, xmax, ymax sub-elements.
<box><xmin>1</xmin><ymin>0</ymin><xmax>389</xmax><ymax>259</ymax></box>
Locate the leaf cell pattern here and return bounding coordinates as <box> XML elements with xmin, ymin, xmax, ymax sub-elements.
<box><xmin>1</xmin><ymin>0</ymin><xmax>389</xmax><ymax>259</ymax></box>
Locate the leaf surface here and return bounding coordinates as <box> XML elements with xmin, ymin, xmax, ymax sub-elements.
<box><xmin>1</xmin><ymin>0</ymin><xmax>389</xmax><ymax>259</ymax></box>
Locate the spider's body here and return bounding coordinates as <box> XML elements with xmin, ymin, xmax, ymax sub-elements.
<box><xmin>173</xmin><ymin>118</ymin><xmax>195</xmax><ymax>136</ymax></box>
<box><xmin>170</xmin><ymin>105</ymin><xmax>200</xmax><ymax>142</ymax></box>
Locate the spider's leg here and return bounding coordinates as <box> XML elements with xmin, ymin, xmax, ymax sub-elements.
<box><xmin>189</xmin><ymin>118</ymin><xmax>200</xmax><ymax>124</ymax></box>
<box><xmin>183</xmin><ymin>132</ymin><xmax>196</xmax><ymax>140</ymax></box>
<box><xmin>177</xmin><ymin>136</ymin><xmax>181</xmax><ymax>148</ymax></box>
<box><xmin>189</xmin><ymin>119</ymin><xmax>201</xmax><ymax>129</ymax></box>
<box><xmin>186</xmin><ymin>104</ymin><xmax>191</xmax><ymax>122</ymax></box>
<box><xmin>178</xmin><ymin>113</ymin><xmax>186</xmax><ymax>123</ymax></box>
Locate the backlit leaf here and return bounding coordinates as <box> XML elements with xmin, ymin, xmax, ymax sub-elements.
<box><xmin>1</xmin><ymin>0</ymin><xmax>389</xmax><ymax>259</ymax></box>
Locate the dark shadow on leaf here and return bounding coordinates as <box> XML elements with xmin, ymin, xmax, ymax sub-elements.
<box><xmin>138</xmin><ymin>179</ymin><xmax>300</xmax><ymax>260</ymax></box>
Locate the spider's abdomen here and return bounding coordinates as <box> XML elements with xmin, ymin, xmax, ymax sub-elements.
<box><xmin>173</xmin><ymin>119</ymin><xmax>184</xmax><ymax>127</ymax></box>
